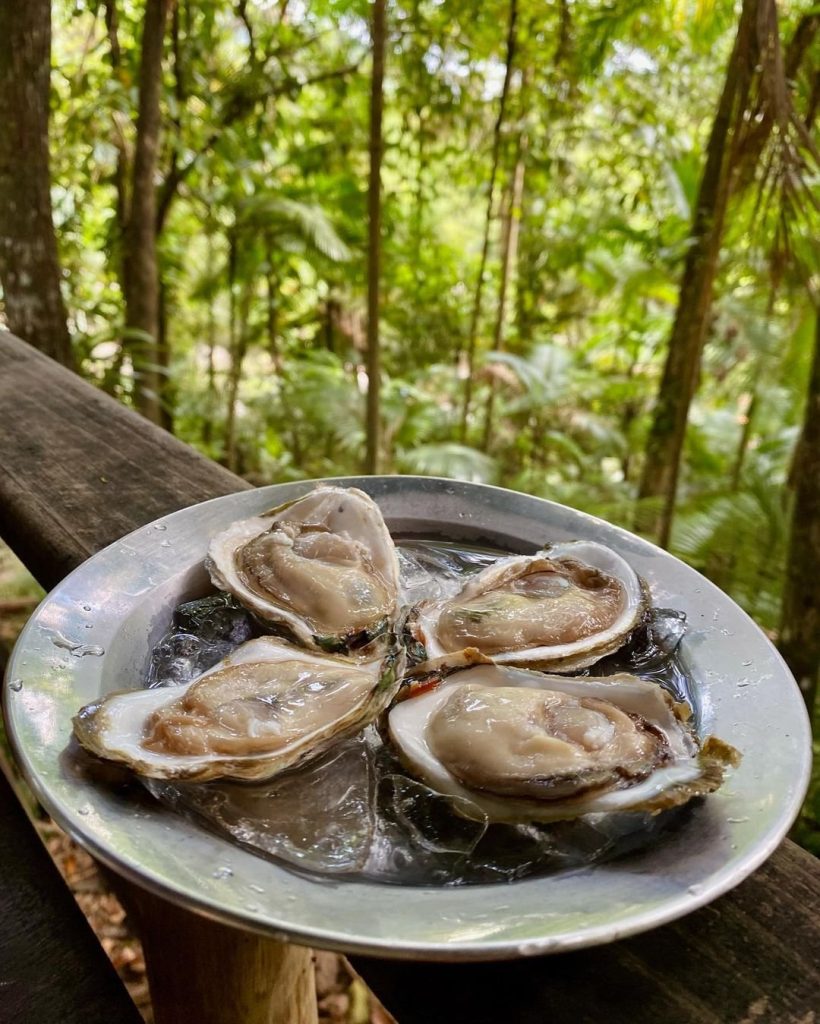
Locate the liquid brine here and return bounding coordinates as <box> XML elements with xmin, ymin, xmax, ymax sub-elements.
<box><xmin>144</xmin><ymin>540</ymin><xmax>695</xmax><ymax>886</ymax></box>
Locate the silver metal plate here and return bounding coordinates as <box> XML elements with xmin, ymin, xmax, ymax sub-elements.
<box><xmin>3</xmin><ymin>477</ymin><xmax>812</xmax><ymax>960</ymax></box>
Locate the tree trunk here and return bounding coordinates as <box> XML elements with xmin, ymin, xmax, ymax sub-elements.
<box><xmin>779</xmin><ymin>310</ymin><xmax>820</xmax><ymax>714</ymax></box>
<box><xmin>481</xmin><ymin>127</ymin><xmax>527</xmax><ymax>453</ymax></box>
<box><xmin>637</xmin><ymin>0</ymin><xmax>758</xmax><ymax>546</ymax></box>
<box><xmin>364</xmin><ymin>0</ymin><xmax>386</xmax><ymax>475</ymax></box>
<box><xmin>124</xmin><ymin>0</ymin><xmax>172</xmax><ymax>424</ymax></box>
<box><xmin>157</xmin><ymin>277</ymin><xmax>174</xmax><ymax>432</ymax></box>
<box><xmin>0</xmin><ymin>0</ymin><xmax>72</xmax><ymax>368</ymax></box>
<box><xmin>458</xmin><ymin>0</ymin><xmax>517</xmax><ymax>443</ymax></box>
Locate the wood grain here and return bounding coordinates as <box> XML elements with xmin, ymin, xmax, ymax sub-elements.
<box><xmin>353</xmin><ymin>842</ymin><xmax>820</xmax><ymax>1023</ymax></box>
<box><xmin>0</xmin><ymin>769</ymin><xmax>144</xmax><ymax>1024</ymax></box>
<box><xmin>0</xmin><ymin>332</ymin><xmax>250</xmax><ymax>590</ymax></box>
<box><xmin>1</xmin><ymin>331</ymin><xmax>818</xmax><ymax>1023</ymax></box>
<box><xmin>126</xmin><ymin>889</ymin><xmax>317</xmax><ymax>1024</ymax></box>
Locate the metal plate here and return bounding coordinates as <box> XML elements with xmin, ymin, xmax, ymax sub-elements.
<box><xmin>3</xmin><ymin>477</ymin><xmax>812</xmax><ymax>960</ymax></box>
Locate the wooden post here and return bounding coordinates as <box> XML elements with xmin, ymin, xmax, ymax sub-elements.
<box><xmin>123</xmin><ymin>887</ymin><xmax>317</xmax><ymax>1024</ymax></box>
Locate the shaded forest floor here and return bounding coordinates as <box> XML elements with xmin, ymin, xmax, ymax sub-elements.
<box><xmin>37</xmin><ymin>820</ymin><xmax>391</xmax><ymax>1023</ymax></box>
<box><xmin>0</xmin><ymin>541</ymin><xmax>392</xmax><ymax>1024</ymax></box>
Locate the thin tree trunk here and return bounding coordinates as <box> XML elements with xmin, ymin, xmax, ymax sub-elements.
<box><xmin>157</xmin><ymin>278</ymin><xmax>174</xmax><ymax>432</ymax></box>
<box><xmin>0</xmin><ymin>0</ymin><xmax>72</xmax><ymax>367</ymax></box>
<box><xmin>124</xmin><ymin>0</ymin><xmax>172</xmax><ymax>424</ymax></box>
<box><xmin>103</xmin><ymin>0</ymin><xmax>131</xmax><ymax>392</ymax></box>
<box><xmin>265</xmin><ymin>238</ymin><xmax>303</xmax><ymax>466</ymax></box>
<box><xmin>104</xmin><ymin>0</ymin><xmax>130</xmax><ymax>253</ymax></box>
<box><xmin>458</xmin><ymin>0</ymin><xmax>517</xmax><ymax>443</ymax></box>
<box><xmin>637</xmin><ymin>0</ymin><xmax>758</xmax><ymax>547</ymax></box>
<box><xmin>779</xmin><ymin>310</ymin><xmax>820</xmax><ymax>713</ymax></box>
<box><xmin>202</xmin><ymin>292</ymin><xmax>216</xmax><ymax>448</ymax></box>
<box><xmin>223</xmin><ymin>231</ymin><xmax>240</xmax><ymax>471</ymax></box>
<box><xmin>364</xmin><ymin>0</ymin><xmax>386</xmax><ymax>475</ymax></box>
<box><xmin>225</xmin><ymin>282</ymin><xmax>251</xmax><ymax>475</ymax></box>
<box><xmin>481</xmin><ymin>129</ymin><xmax>527</xmax><ymax>453</ymax></box>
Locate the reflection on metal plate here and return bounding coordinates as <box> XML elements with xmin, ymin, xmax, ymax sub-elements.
<box><xmin>3</xmin><ymin>476</ymin><xmax>812</xmax><ymax>960</ymax></box>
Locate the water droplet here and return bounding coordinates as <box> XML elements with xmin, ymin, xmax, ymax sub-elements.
<box><xmin>727</xmin><ymin>816</ymin><xmax>749</xmax><ymax>824</ymax></box>
<box><xmin>736</xmin><ymin>678</ymin><xmax>750</xmax><ymax>688</ymax></box>
<box><xmin>77</xmin><ymin>805</ymin><xmax>91</xmax><ymax>816</ymax></box>
<box><xmin>742</xmin><ymin>660</ymin><xmax>752</xmax><ymax>667</ymax></box>
<box><xmin>457</xmin><ymin>511</ymin><xmax>466</xmax><ymax>519</ymax></box>
<box><xmin>160</xmin><ymin>539</ymin><xmax>171</xmax><ymax>548</ymax></box>
<box><xmin>248</xmin><ymin>883</ymin><xmax>264</xmax><ymax>894</ymax></box>
<box><xmin>154</xmin><ymin>523</ymin><xmax>167</xmax><ymax>531</ymax></box>
<box><xmin>687</xmin><ymin>884</ymin><xmax>702</xmax><ymax>896</ymax></box>
<box><xmin>516</xmin><ymin>941</ymin><xmax>543</xmax><ymax>957</ymax></box>
<box><xmin>245</xmin><ymin>903</ymin><xmax>259</xmax><ymax>912</ymax></box>
<box><xmin>212</xmin><ymin>866</ymin><xmax>233</xmax><ymax>879</ymax></box>
<box><xmin>9</xmin><ymin>679</ymin><xmax>23</xmax><ymax>692</ymax></box>
<box><xmin>84</xmin><ymin>623</ymin><xmax>93</xmax><ymax>629</ymax></box>
<box><xmin>82</xmin><ymin>604</ymin><xmax>92</xmax><ymax>612</ymax></box>
<box><xmin>51</xmin><ymin>631</ymin><xmax>104</xmax><ymax>657</ymax></box>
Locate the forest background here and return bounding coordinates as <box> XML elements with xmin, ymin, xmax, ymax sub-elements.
<box><xmin>0</xmin><ymin>0</ymin><xmax>818</xmax><ymax>853</ymax></box>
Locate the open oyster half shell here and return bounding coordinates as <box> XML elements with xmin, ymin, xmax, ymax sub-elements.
<box><xmin>409</xmin><ymin>541</ymin><xmax>645</xmax><ymax>672</ymax></box>
<box><xmin>387</xmin><ymin>658</ymin><xmax>739</xmax><ymax>824</ymax></box>
<box><xmin>207</xmin><ymin>486</ymin><xmax>401</xmax><ymax>654</ymax></box>
<box><xmin>73</xmin><ymin>635</ymin><xmax>404</xmax><ymax>782</ymax></box>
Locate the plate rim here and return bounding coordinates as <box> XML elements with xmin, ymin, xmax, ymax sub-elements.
<box><xmin>3</xmin><ymin>474</ymin><xmax>813</xmax><ymax>960</ymax></box>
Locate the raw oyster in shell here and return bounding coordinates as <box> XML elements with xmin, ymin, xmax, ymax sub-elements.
<box><xmin>388</xmin><ymin>659</ymin><xmax>738</xmax><ymax>824</ymax></box>
<box><xmin>208</xmin><ymin>486</ymin><xmax>401</xmax><ymax>654</ymax></box>
<box><xmin>73</xmin><ymin>636</ymin><xmax>403</xmax><ymax>782</ymax></box>
<box><xmin>410</xmin><ymin>541</ymin><xmax>645</xmax><ymax>672</ymax></box>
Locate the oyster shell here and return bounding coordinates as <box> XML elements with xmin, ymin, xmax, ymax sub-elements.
<box><xmin>73</xmin><ymin>636</ymin><xmax>403</xmax><ymax>782</ymax></box>
<box><xmin>410</xmin><ymin>541</ymin><xmax>645</xmax><ymax>671</ymax></box>
<box><xmin>208</xmin><ymin>486</ymin><xmax>401</xmax><ymax>654</ymax></box>
<box><xmin>387</xmin><ymin>659</ymin><xmax>738</xmax><ymax>823</ymax></box>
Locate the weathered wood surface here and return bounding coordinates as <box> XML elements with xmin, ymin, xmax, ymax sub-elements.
<box><xmin>0</xmin><ymin>768</ymin><xmax>144</xmax><ymax>1024</ymax></box>
<box><xmin>1</xmin><ymin>332</ymin><xmax>819</xmax><ymax>1023</ymax></box>
<box><xmin>0</xmin><ymin>330</ymin><xmax>250</xmax><ymax>590</ymax></box>
<box><xmin>353</xmin><ymin>841</ymin><xmax>820</xmax><ymax>1023</ymax></box>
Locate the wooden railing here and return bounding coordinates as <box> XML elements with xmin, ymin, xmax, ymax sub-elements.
<box><xmin>1</xmin><ymin>331</ymin><xmax>818</xmax><ymax>1023</ymax></box>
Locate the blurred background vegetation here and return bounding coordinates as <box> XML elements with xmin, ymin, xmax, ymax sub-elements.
<box><xmin>0</xmin><ymin>0</ymin><xmax>818</xmax><ymax>852</ymax></box>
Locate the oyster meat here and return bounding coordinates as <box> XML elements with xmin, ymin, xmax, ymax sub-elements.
<box><xmin>208</xmin><ymin>486</ymin><xmax>401</xmax><ymax>654</ymax></box>
<box><xmin>388</xmin><ymin>660</ymin><xmax>738</xmax><ymax>823</ymax></box>
<box><xmin>411</xmin><ymin>541</ymin><xmax>645</xmax><ymax>671</ymax></box>
<box><xmin>73</xmin><ymin>636</ymin><xmax>403</xmax><ymax>782</ymax></box>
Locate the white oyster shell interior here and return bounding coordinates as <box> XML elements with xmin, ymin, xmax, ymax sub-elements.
<box><xmin>415</xmin><ymin>541</ymin><xmax>644</xmax><ymax>671</ymax></box>
<box><xmin>73</xmin><ymin>637</ymin><xmax>399</xmax><ymax>782</ymax></box>
<box><xmin>207</xmin><ymin>486</ymin><xmax>401</xmax><ymax>651</ymax></box>
<box><xmin>388</xmin><ymin>665</ymin><xmax>725</xmax><ymax>823</ymax></box>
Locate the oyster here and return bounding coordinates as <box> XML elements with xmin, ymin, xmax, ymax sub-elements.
<box><xmin>410</xmin><ymin>541</ymin><xmax>645</xmax><ymax>671</ymax></box>
<box><xmin>387</xmin><ymin>659</ymin><xmax>738</xmax><ymax>824</ymax></box>
<box><xmin>73</xmin><ymin>636</ymin><xmax>403</xmax><ymax>782</ymax></box>
<box><xmin>208</xmin><ymin>486</ymin><xmax>401</xmax><ymax>654</ymax></box>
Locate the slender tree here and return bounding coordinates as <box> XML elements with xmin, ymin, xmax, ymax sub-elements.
<box><xmin>779</xmin><ymin>310</ymin><xmax>820</xmax><ymax>713</ymax></box>
<box><xmin>123</xmin><ymin>0</ymin><xmax>173</xmax><ymax>424</ymax></box>
<box><xmin>0</xmin><ymin>0</ymin><xmax>72</xmax><ymax>367</ymax></box>
<box><xmin>458</xmin><ymin>0</ymin><xmax>518</xmax><ymax>443</ymax></box>
<box><xmin>481</xmin><ymin>96</ymin><xmax>528</xmax><ymax>453</ymax></box>
<box><xmin>637</xmin><ymin>0</ymin><xmax>758</xmax><ymax>546</ymax></box>
<box><xmin>638</xmin><ymin>1</ymin><xmax>818</xmax><ymax>546</ymax></box>
<box><xmin>364</xmin><ymin>0</ymin><xmax>386</xmax><ymax>475</ymax></box>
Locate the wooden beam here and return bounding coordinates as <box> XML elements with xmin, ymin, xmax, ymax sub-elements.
<box><xmin>0</xmin><ymin>331</ymin><xmax>249</xmax><ymax>589</ymax></box>
<box><xmin>1</xmin><ymin>332</ymin><xmax>819</xmax><ymax>1023</ymax></box>
<box><xmin>0</xmin><ymin>768</ymin><xmax>144</xmax><ymax>1024</ymax></box>
<box><xmin>352</xmin><ymin>840</ymin><xmax>820</xmax><ymax>1023</ymax></box>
